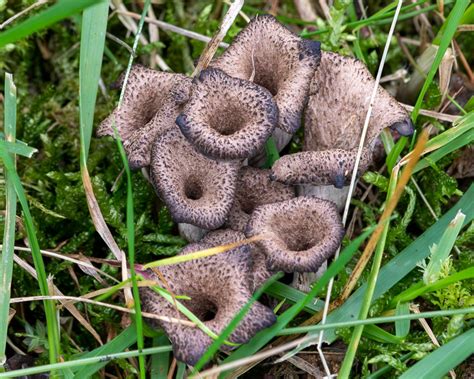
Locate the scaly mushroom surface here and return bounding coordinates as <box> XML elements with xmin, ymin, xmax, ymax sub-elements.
<box><xmin>246</xmin><ymin>196</ymin><xmax>344</xmax><ymax>272</ymax></box>
<box><xmin>98</xmin><ymin>64</ymin><xmax>191</xmax><ymax>169</ymax></box>
<box><xmin>211</xmin><ymin>15</ymin><xmax>321</xmax><ymax>134</ymax></box>
<box><xmin>139</xmin><ymin>242</ymin><xmax>276</xmax><ymax>365</ymax></box>
<box><xmin>176</xmin><ymin>68</ymin><xmax>278</xmax><ymax>160</ymax></box>
<box><xmin>150</xmin><ymin>128</ymin><xmax>239</xmax><ymax>229</ymax></box>
<box><xmin>202</xmin><ymin>229</ymin><xmax>275</xmax><ymax>292</ymax></box>
<box><xmin>226</xmin><ymin>167</ymin><xmax>295</xmax><ymax>232</ymax></box>
<box><xmin>271</xmin><ymin>51</ymin><xmax>414</xmax><ymax>188</ymax></box>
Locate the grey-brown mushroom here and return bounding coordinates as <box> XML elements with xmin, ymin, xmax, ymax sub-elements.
<box><xmin>246</xmin><ymin>196</ymin><xmax>344</xmax><ymax>272</ymax></box>
<box><xmin>98</xmin><ymin>64</ymin><xmax>191</xmax><ymax>169</ymax></box>
<box><xmin>271</xmin><ymin>51</ymin><xmax>414</xmax><ymax>188</ymax></box>
<box><xmin>202</xmin><ymin>229</ymin><xmax>275</xmax><ymax>292</ymax></box>
<box><xmin>139</xmin><ymin>241</ymin><xmax>276</xmax><ymax>366</ymax></box>
<box><xmin>150</xmin><ymin>128</ymin><xmax>239</xmax><ymax>229</ymax></box>
<box><xmin>226</xmin><ymin>167</ymin><xmax>295</xmax><ymax>232</ymax></box>
<box><xmin>176</xmin><ymin>68</ymin><xmax>278</xmax><ymax>160</ymax></box>
<box><xmin>211</xmin><ymin>15</ymin><xmax>321</xmax><ymax>135</ymax></box>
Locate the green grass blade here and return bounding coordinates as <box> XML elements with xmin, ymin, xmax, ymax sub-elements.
<box><xmin>395</xmin><ymin>302</ymin><xmax>410</xmax><ymax>338</ymax></box>
<box><xmin>176</xmin><ymin>362</ymin><xmax>186</xmax><ymax>379</ymax></box>
<box><xmin>265</xmin><ymin>281</ymin><xmax>325</xmax><ymax>314</ymax></box>
<box><xmin>363</xmin><ymin>325</ymin><xmax>403</xmax><ymax>344</ymax></box>
<box><xmin>151</xmin><ymin>336</ymin><xmax>170</xmax><ymax>379</ymax></box>
<box><xmin>264</xmin><ymin>136</ymin><xmax>280</xmax><ymax>168</ymax></box>
<box><xmin>411</xmin><ymin>1</ymin><xmax>470</xmax><ymax>122</ymax></box>
<box><xmin>399</xmin><ymin>328</ymin><xmax>474</xmax><ymax>379</ymax></box>
<box><xmin>386</xmin><ymin>136</ymin><xmax>407</xmax><ymax>173</ymax></box>
<box><xmin>0</xmin><ymin>73</ymin><xmax>17</xmax><ymax>366</ymax></box>
<box><xmin>73</xmin><ymin>326</ymin><xmax>137</xmax><ymax>377</ymax></box>
<box><xmin>0</xmin><ymin>75</ymin><xmax>60</xmax><ymax>369</ymax></box>
<box><xmin>0</xmin><ymin>0</ymin><xmax>104</xmax><ymax>48</ymax></box>
<box><xmin>276</xmin><ymin>307</ymin><xmax>474</xmax><ymax>335</ymax></box>
<box><xmin>0</xmin><ymin>345</ymin><xmax>172</xmax><ymax>379</ymax></box>
<box><xmin>79</xmin><ymin>1</ymin><xmax>109</xmax><ymax>160</ymax></box>
<box><xmin>424</xmin><ymin>210</ymin><xmax>466</xmax><ymax>284</ymax></box>
<box><xmin>0</xmin><ymin>139</ymin><xmax>37</xmax><ymax>158</ymax></box>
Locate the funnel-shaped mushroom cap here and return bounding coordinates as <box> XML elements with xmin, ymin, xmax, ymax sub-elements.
<box><xmin>211</xmin><ymin>15</ymin><xmax>321</xmax><ymax>134</ymax></box>
<box><xmin>150</xmin><ymin>128</ymin><xmax>239</xmax><ymax>229</ymax></box>
<box><xmin>139</xmin><ymin>242</ymin><xmax>276</xmax><ymax>365</ymax></box>
<box><xmin>246</xmin><ymin>197</ymin><xmax>344</xmax><ymax>272</ymax></box>
<box><xmin>271</xmin><ymin>52</ymin><xmax>414</xmax><ymax>187</ymax></box>
<box><xmin>176</xmin><ymin>68</ymin><xmax>277</xmax><ymax>160</ymax></box>
<box><xmin>305</xmin><ymin>51</ymin><xmax>414</xmax><ymax>150</ymax></box>
<box><xmin>202</xmin><ymin>229</ymin><xmax>275</xmax><ymax>292</ymax></box>
<box><xmin>226</xmin><ymin>167</ymin><xmax>295</xmax><ymax>232</ymax></box>
<box><xmin>98</xmin><ymin>65</ymin><xmax>191</xmax><ymax>169</ymax></box>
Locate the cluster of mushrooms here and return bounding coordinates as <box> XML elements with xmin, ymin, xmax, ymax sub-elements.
<box><xmin>98</xmin><ymin>15</ymin><xmax>414</xmax><ymax>365</ymax></box>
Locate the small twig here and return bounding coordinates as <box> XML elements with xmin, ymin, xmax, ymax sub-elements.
<box><xmin>106</xmin><ymin>32</ymin><xmax>135</xmax><ymax>55</ymax></box>
<box><xmin>400</xmin><ymin>103</ymin><xmax>460</xmax><ymax>123</ymax></box>
<box><xmin>9</xmin><ymin>295</ymin><xmax>195</xmax><ymax>326</ymax></box>
<box><xmin>457</xmin><ymin>25</ymin><xmax>474</xmax><ymax>32</ymax></box>
<box><xmin>0</xmin><ymin>0</ymin><xmax>48</xmax><ymax>30</ymax></box>
<box><xmin>192</xmin><ymin>0</ymin><xmax>244</xmax><ymax>77</ymax></box>
<box><xmin>13</xmin><ymin>254</ymin><xmax>104</xmax><ymax>345</ymax></box>
<box><xmin>1</xmin><ymin>244</ymin><xmax>118</xmax><ymax>283</ymax></box>
<box><xmin>116</xmin><ymin>10</ymin><xmax>229</xmax><ymax>49</ymax></box>
<box><xmin>410</xmin><ymin>304</ymin><xmax>456</xmax><ymax>379</ymax></box>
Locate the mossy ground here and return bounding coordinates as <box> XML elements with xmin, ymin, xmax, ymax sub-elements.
<box><xmin>0</xmin><ymin>0</ymin><xmax>473</xmax><ymax>377</ymax></box>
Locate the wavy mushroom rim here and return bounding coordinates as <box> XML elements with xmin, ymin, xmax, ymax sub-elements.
<box><xmin>211</xmin><ymin>14</ymin><xmax>321</xmax><ymax>134</ymax></box>
<box><xmin>246</xmin><ymin>196</ymin><xmax>344</xmax><ymax>273</ymax></box>
<box><xmin>150</xmin><ymin>128</ymin><xmax>239</xmax><ymax>229</ymax></box>
<box><xmin>304</xmin><ymin>51</ymin><xmax>414</xmax><ymax>154</ymax></box>
<box><xmin>138</xmin><ymin>242</ymin><xmax>276</xmax><ymax>365</ymax></box>
<box><xmin>270</xmin><ymin>148</ymin><xmax>372</xmax><ymax>188</ymax></box>
<box><xmin>176</xmin><ymin>68</ymin><xmax>278</xmax><ymax>161</ymax></box>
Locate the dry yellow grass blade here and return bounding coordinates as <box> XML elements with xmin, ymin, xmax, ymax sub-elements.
<box><xmin>9</xmin><ymin>295</ymin><xmax>195</xmax><ymax>326</ymax></box>
<box><xmin>142</xmin><ymin>235</ymin><xmax>267</xmax><ymax>269</ymax></box>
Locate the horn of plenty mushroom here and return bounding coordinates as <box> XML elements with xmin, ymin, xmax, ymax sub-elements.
<box><xmin>246</xmin><ymin>196</ymin><xmax>344</xmax><ymax>272</ymax></box>
<box><xmin>150</xmin><ymin>128</ymin><xmax>239</xmax><ymax>229</ymax></box>
<box><xmin>226</xmin><ymin>166</ymin><xmax>295</xmax><ymax>232</ymax></box>
<box><xmin>211</xmin><ymin>14</ymin><xmax>321</xmax><ymax>135</ymax></box>
<box><xmin>138</xmin><ymin>241</ymin><xmax>276</xmax><ymax>366</ymax></box>
<box><xmin>271</xmin><ymin>51</ymin><xmax>414</xmax><ymax>189</ymax></box>
<box><xmin>98</xmin><ymin>64</ymin><xmax>191</xmax><ymax>169</ymax></box>
<box><xmin>176</xmin><ymin>68</ymin><xmax>278</xmax><ymax>161</ymax></box>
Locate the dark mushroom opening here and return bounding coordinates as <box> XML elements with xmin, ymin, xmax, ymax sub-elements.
<box><xmin>150</xmin><ymin>128</ymin><xmax>239</xmax><ymax>229</ymax></box>
<box><xmin>211</xmin><ymin>15</ymin><xmax>321</xmax><ymax>134</ymax></box>
<box><xmin>246</xmin><ymin>196</ymin><xmax>344</xmax><ymax>272</ymax></box>
<box><xmin>176</xmin><ymin>68</ymin><xmax>278</xmax><ymax>160</ymax></box>
<box><xmin>139</xmin><ymin>241</ymin><xmax>276</xmax><ymax>366</ymax></box>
